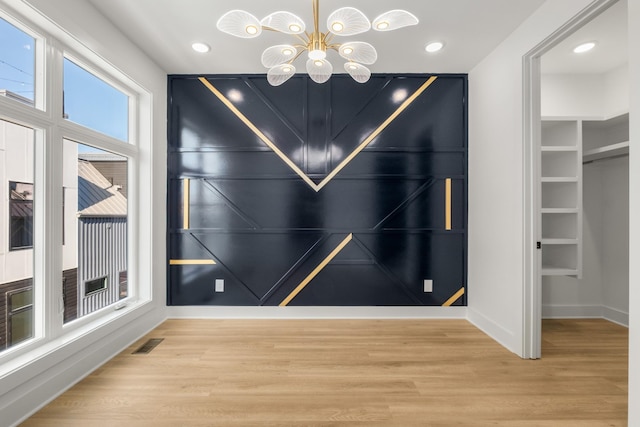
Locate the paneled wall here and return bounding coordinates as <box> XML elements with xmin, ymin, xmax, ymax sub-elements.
<box><xmin>167</xmin><ymin>74</ymin><xmax>467</xmax><ymax>306</ymax></box>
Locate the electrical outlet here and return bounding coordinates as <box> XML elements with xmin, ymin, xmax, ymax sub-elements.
<box><xmin>215</xmin><ymin>279</ymin><xmax>224</xmax><ymax>293</ymax></box>
<box><xmin>423</xmin><ymin>279</ymin><xmax>433</xmax><ymax>293</ymax></box>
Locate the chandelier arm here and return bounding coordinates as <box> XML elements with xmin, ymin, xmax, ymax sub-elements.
<box><xmin>288</xmin><ymin>49</ymin><xmax>306</xmax><ymax>64</ymax></box>
<box><xmin>293</xmin><ymin>33</ymin><xmax>309</xmax><ymax>44</ymax></box>
<box><xmin>324</xmin><ymin>33</ymin><xmax>335</xmax><ymax>44</ymax></box>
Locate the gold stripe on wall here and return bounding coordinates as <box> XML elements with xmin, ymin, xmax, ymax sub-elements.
<box><xmin>442</xmin><ymin>287</ymin><xmax>465</xmax><ymax>307</ymax></box>
<box><xmin>199</xmin><ymin>76</ymin><xmax>438</xmax><ymax>192</ymax></box>
<box><xmin>169</xmin><ymin>259</ymin><xmax>216</xmax><ymax>265</ymax></box>
<box><xmin>445</xmin><ymin>178</ymin><xmax>452</xmax><ymax>231</ymax></box>
<box><xmin>183</xmin><ymin>178</ymin><xmax>190</xmax><ymax>229</ymax></box>
<box><xmin>280</xmin><ymin>233</ymin><xmax>353</xmax><ymax>306</ymax></box>
<box><xmin>316</xmin><ymin>76</ymin><xmax>438</xmax><ymax>191</ymax></box>
<box><xmin>198</xmin><ymin>77</ymin><xmax>319</xmax><ymax>191</ymax></box>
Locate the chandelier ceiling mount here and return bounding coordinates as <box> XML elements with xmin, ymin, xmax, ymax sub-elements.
<box><xmin>216</xmin><ymin>0</ymin><xmax>418</xmax><ymax>86</ymax></box>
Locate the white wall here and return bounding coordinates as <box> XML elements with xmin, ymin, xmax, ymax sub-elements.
<box><xmin>467</xmin><ymin>0</ymin><xmax>593</xmax><ymax>355</ymax></box>
<box><xmin>627</xmin><ymin>0</ymin><xmax>639</xmax><ymax>424</ymax></box>
<box><xmin>0</xmin><ymin>121</ymin><xmax>34</xmax><ymax>283</ymax></box>
<box><xmin>0</xmin><ymin>0</ymin><xmax>167</xmax><ymax>425</ymax></box>
<box><xmin>541</xmin><ymin>73</ymin><xmax>605</xmax><ymax>117</ymax></box>
<box><xmin>541</xmin><ymin>65</ymin><xmax>629</xmax><ymax>119</ymax></box>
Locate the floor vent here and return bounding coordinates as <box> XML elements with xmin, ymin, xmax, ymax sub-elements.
<box><xmin>132</xmin><ymin>338</ymin><xmax>164</xmax><ymax>354</ymax></box>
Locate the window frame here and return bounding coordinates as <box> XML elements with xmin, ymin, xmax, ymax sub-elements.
<box><xmin>0</xmin><ymin>4</ymin><xmax>149</xmax><ymax>364</ymax></box>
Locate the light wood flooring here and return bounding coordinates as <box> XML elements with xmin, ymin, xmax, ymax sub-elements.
<box><xmin>23</xmin><ymin>318</ymin><xmax>628</xmax><ymax>426</ymax></box>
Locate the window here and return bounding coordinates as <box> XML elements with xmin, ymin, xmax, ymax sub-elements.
<box><xmin>66</xmin><ymin>142</ymin><xmax>128</xmax><ymax>322</ymax></box>
<box><xmin>0</xmin><ymin>4</ymin><xmax>149</xmax><ymax>362</ymax></box>
<box><xmin>118</xmin><ymin>271</ymin><xmax>127</xmax><ymax>300</ymax></box>
<box><xmin>63</xmin><ymin>58</ymin><xmax>129</xmax><ymax>141</ymax></box>
<box><xmin>0</xmin><ymin>17</ymin><xmax>35</xmax><ymax>104</ymax></box>
<box><xmin>9</xmin><ymin>181</ymin><xmax>33</xmax><ymax>250</ymax></box>
<box><xmin>7</xmin><ymin>288</ymin><xmax>33</xmax><ymax>346</ymax></box>
<box><xmin>1</xmin><ymin>119</ymin><xmax>35</xmax><ymax>352</ymax></box>
<box><xmin>84</xmin><ymin>277</ymin><xmax>107</xmax><ymax>296</ymax></box>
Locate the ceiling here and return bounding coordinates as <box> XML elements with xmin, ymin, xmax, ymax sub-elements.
<box><xmin>87</xmin><ymin>0</ymin><xmax>547</xmax><ymax>75</ymax></box>
<box><xmin>541</xmin><ymin>0</ymin><xmax>628</xmax><ymax>74</ymax></box>
<box><xmin>85</xmin><ymin>0</ymin><xmax>627</xmax><ymax>77</ymax></box>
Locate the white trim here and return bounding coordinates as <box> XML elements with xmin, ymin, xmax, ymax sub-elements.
<box><xmin>542</xmin><ymin>304</ymin><xmax>603</xmax><ymax>319</ymax></box>
<box><xmin>467</xmin><ymin>308</ymin><xmax>517</xmax><ymax>354</ymax></box>
<box><xmin>167</xmin><ymin>306</ymin><xmax>467</xmax><ymax>319</ymax></box>
<box><xmin>602</xmin><ymin>305</ymin><xmax>629</xmax><ymax>327</ymax></box>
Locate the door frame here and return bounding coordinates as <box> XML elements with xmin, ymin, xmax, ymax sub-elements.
<box><xmin>522</xmin><ymin>0</ymin><xmax>620</xmax><ymax>359</ymax></box>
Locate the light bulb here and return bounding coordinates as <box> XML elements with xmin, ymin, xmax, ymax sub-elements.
<box><xmin>376</xmin><ymin>21</ymin><xmax>389</xmax><ymax>30</ymax></box>
<box><xmin>573</xmin><ymin>42</ymin><xmax>596</xmax><ymax>53</ymax></box>
<box><xmin>331</xmin><ymin>22</ymin><xmax>344</xmax><ymax>32</ymax></box>
<box><xmin>191</xmin><ymin>42</ymin><xmax>210</xmax><ymax>53</ymax></box>
<box><xmin>308</xmin><ymin>49</ymin><xmax>326</xmax><ymax>60</ymax></box>
<box><xmin>289</xmin><ymin>24</ymin><xmax>301</xmax><ymax>32</ymax></box>
<box><xmin>246</xmin><ymin>25</ymin><xmax>258</xmax><ymax>35</ymax></box>
<box><xmin>282</xmin><ymin>48</ymin><xmax>294</xmax><ymax>56</ymax></box>
<box><xmin>425</xmin><ymin>42</ymin><xmax>444</xmax><ymax>53</ymax></box>
<box><xmin>342</xmin><ymin>47</ymin><xmax>354</xmax><ymax>55</ymax></box>
<box><xmin>314</xmin><ymin>60</ymin><xmax>324</xmax><ymax>67</ymax></box>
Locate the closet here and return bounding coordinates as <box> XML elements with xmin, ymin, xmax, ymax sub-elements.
<box><xmin>539</xmin><ymin>0</ymin><xmax>629</xmax><ymax>326</ymax></box>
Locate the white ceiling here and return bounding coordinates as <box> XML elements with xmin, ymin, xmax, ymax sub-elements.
<box><xmin>87</xmin><ymin>0</ymin><xmax>548</xmax><ymax>75</ymax></box>
<box><xmin>85</xmin><ymin>0</ymin><xmax>627</xmax><ymax>77</ymax></box>
<box><xmin>541</xmin><ymin>0</ymin><xmax>628</xmax><ymax>74</ymax></box>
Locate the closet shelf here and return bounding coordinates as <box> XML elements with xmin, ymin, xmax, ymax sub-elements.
<box><xmin>541</xmin><ymin>145</ymin><xmax>578</xmax><ymax>152</ymax></box>
<box><xmin>542</xmin><ymin>267</ymin><xmax>578</xmax><ymax>276</ymax></box>
<box><xmin>583</xmin><ymin>141</ymin><xmax>629</xmax><ymax>163</ymax></box>
<box><xmin>541</xmin><ymin>238</ymin><xmax>578</xmax><ymax>245</ymax></box>
<box><xmin>541</xmin><ymin>177</ymin><xmax>578</xmax><ymax>183</ymax></box>
<box><xmin>541</xmin><ymin>208</ymin><xmax>578</xmax><ymax>214</ymax></box>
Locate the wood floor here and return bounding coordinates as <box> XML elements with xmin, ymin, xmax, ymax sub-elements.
<box><xmin>23</xmin><ymin>318</ymin><xmax>628</xmax><ymax>426</ymax></box>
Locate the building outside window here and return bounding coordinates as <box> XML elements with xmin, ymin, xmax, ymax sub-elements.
<box><xmin>8</xmin><ymin>181</ymin><xmax>34</xmax><ymax>250</ymax></box>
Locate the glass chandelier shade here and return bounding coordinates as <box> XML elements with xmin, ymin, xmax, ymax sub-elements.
<box><xmin>216</xmin><ymin>0</ymin><xmax>418</xmax><ymax>86</ymax></box>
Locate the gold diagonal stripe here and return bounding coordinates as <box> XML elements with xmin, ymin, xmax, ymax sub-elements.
<box><xmin>442</xmin><ymin>287</ymin><xmax>465</xmax><ymax>307</ymax></box>
<box><xmin>199</xmin><ymin>76</ymin><xmax>438</xmax><ymax>192</ymax></box>
<box><xmin>198</xmin><ymin>77</ymin><xmax>319</xmax><ymax>191</ymax></box>
<box><xmin>280</xmin><ymin>233</ymin><xmax>353</xmax><ymax>306</ymax></box>
<box><xmin>169</xmin><ymin>259</ymin><xmax>216</xmax><ymax>265</ymax></box>
<box><xmin>315</xmin><ymin>76</ymin><xmax>438</xmax><ymax>191</ymax></box>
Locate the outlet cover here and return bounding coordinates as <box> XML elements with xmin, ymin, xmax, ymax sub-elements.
<box><xmin>215</xmin><ymin>279</ymin><xmax>224</xmax><ymax>293</ymax></box>
<box><xmin>423</xmin><ymin>279</ymin><xmax>433</xmax><ymax>293</ymax></box>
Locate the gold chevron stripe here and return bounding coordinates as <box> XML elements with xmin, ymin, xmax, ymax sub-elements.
<box><xmin>445</xmin><ymin>178</ymin><xmax>452</xmax><ymax>230</ymax></box>
<box><xmin>316</xmin><ymin>76</ymin><xmax>438</xmax><ymax>191</ymax></box>
<box><xmin>199</xmin><ymin>77</ymin><xmax>318</xmax><ymax>190</ymax></box>
<box><xmin>199</xmin><ymin>76</ymin><xmax>438</xmax><ymax>192</ymax></box>
<box><xmin>442</xmin><ymin>287</ymin><xmax>465</xmax><ymax>307</ymax></box>
<box><xmin>169</xmin><ymin>259</ymin><xmax>216</xmax><ymax>265</ymax></box>
<box><xmin>183</xmin><ymin>178</ymin><xmax>190</xmax><ymax>229</ymax></box>
<box><xmin>279</xmin><ymin>233</ymin><xmax>353</xmax><ymax>306</ymax></box>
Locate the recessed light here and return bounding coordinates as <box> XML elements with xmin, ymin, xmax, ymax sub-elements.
<box><xmin>425</xmin><ymin>41</ymin><xmax>444</xmax><ymax>53</ymax></box>
<box><xmin>191</xmin><ymin>42</ymin><xmax>210</xmax><ymax>53</ymax></box>
<box><xmin>573</xmin><ymin>42</ymin><xmax>596</xmax><ymax>53</ymax></box>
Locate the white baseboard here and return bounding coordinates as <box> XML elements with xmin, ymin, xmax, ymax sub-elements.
<box><xmin>542</xmin><ymin>304</ymin><xmax>629</xmax><ymax>327</ymax></box>
<box><xmin>602</xmin><ymin>305</ymin><xmax>629</xmax><ymax>327</ymax></box>
<box><xmin>166</xmin><ymin>305</ymin><xmax>467</xmax><ymax>319</ymax></box>
<box><xmin>467</xmin><ymin>308</ymin><xmax>519</xmax><ymax>356</ymax></box>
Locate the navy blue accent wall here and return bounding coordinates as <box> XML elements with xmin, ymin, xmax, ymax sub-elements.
<box><xmin>167</xmin><ymin>74</ymin><xmax>467</xmax><ymax>306</ymax></box>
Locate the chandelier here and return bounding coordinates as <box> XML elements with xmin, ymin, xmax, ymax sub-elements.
<box><xmin>216</xmin><ymin>0</ymin><xmax>418</xmax><ymax>86</ymax></box>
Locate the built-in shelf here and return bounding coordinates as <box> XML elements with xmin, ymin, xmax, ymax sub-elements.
<box><xmin>541</xmin><ymin>208</ymin><xmax>579</xmax><ymax>214</ymax></box>
<box><xmin>540</xmin><ymin>118</ymin><xmax>582</xmax><ymax>278</ymax></box>
<box><xmin>541</xmin><ymin>238</ymin><xmax>579</xmax><ymax>245</ymax></box>
<box><xmin>541</xmin><ymin>177</ymin><xmax>579</xmax><ymax>183</ymax></box>
<box><xmin>541</xmin><ymin>146</ymin><xmax>578</xmax><ymax>152</ymax></box>
<box><xmin>583</xmin><ymin>141</ymin><xmax>629</xmax><ymax>163</ymax></box>
<box><xmin>541</xmin><ymin>267</ymin><xmax>579</xmax><ymax>276</ymax></box>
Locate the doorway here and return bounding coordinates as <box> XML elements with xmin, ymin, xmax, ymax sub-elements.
<box><xmin>523</xmin><ymin>0</ymin><xmax>627</xmax><ymax>358</ymax></box>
